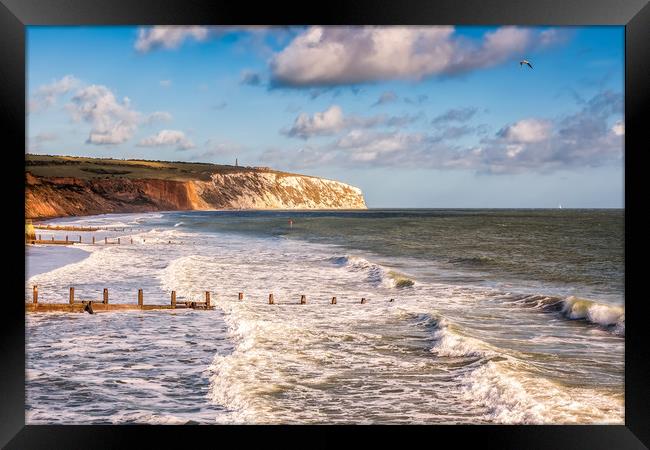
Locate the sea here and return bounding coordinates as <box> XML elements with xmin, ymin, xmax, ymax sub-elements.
<box><xmin>24</xmin><ymin>209</ymin><xmax>625</xmax><ymax>424</ymax></box>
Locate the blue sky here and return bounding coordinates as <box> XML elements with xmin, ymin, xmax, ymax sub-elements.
<box><xmin>27</xmin><ymin>26</ymin><xmax>624</xmax><ymax>207</ymax></box>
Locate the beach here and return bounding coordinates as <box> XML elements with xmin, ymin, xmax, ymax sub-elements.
<box><xmin>25</xmin><ymin>209</ymin><xmax>624</xmax><ymax>424</ymax></box>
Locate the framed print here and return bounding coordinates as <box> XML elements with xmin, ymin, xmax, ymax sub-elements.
<box><xmin>1</xmin><ymin>0</ymin><xmax>648</xmax><ymax>448</ymax></box>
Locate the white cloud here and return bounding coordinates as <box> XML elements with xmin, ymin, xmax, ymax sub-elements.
<box><xmin>263</xmin><ymin>91</ymin><xmax>623</xmax><ymax>174</ymax></box>
<box><xmin>286</xmin><ymin>105</ymin><xmax>346</xmax><ymax>138</ymax></box>
<box><xmin>29</xmin><ymin>75</ymin><xmax>80</xmax><ymax>112</ymax></box>
<box><xmin>67</xmin><ymin>85</ymin><xmax>142</xmax><ymax>145</ymax></box>
<box><xmin>539</xmin><ymin>28</ymin><xmax>571</xmax><ymax>47</ymax></box>
<box><xmin>505</xmin><ymin>144</ymin><xmax>524</xmax><ymax>158</ymax></box>
<box><xmin>134</xmin><ymin>26</ymin><xmax>274</xmax><ymax>53</ymax></box>
<box><xmin>160</xmin><ymin>79</ymin><xmax>172</xmax><ymax>88</ymax></box>
<box><xmin>272</xmin><ymin>26</ymin><xmax>454</xmax><ymax>86</ymax></box>
<box><xmin>337</xmin><ymin>129</ymin><xmax>426</xmax><ymax>160</ymax></box>
<box><xmin>271</xmin><ymin>26</ymin><xmax>563</xmax><ymax>86</ymax></box>
<box><xmin>59</xmin><ymin>82</ymin><xmax>173</xmax><ymax>146</ymax></box>
<box><xmin>135</xmin><ymin>26</ymin><xmax>211</xmax><ymax>52</ymax></box>
<box><xmin>497</xmin><ymin>118</ymin><xmax>552</xmax><ymax>143</ymax></box>
<box><xmin>30</xmin><ymin>77</ymin><xmax>175</xmax><ymax>147</ymax></box>
<box><xmin>138</xmin><ymin>130</ymin><xmax>195</xmax><ymax>150</ymax></box>
<box><xmin>475</xmin><ymin>91</ymin><xmax>623</xmax><ymax>173</ymax></box>
<box><xmin>284</xmin><ymin>105</ymin><xmax>418</xmax><ymax>139</ymax></box>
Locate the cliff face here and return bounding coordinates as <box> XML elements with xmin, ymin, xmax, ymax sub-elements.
<box><xmin>25</xmin><ymin>171</ymin><xmax>367</xmax><ymax>220</ymax></box>
<box><xmin>195</xmin><ymin>172</ymin><xmax>366</xmax><ymax>210</ymax></box>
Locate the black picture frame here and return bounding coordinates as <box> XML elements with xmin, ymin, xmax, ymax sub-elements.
<box><xmin>2</xmin><ymin>0</ymin><xmax>648</xmax><ymax>448</ymax></box>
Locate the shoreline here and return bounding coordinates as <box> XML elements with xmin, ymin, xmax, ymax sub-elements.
<box><xmin>26</xmin><ymin>244</ymin><xmax>92</xmax><ymax>278</ymax></box>
<box><xmin>29</xmin><ymin>206</ymin><xmax>374</xmax><ymax>223</ymax></box>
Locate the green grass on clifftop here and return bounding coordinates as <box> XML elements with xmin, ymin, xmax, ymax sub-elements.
<box><xmin>25</xmin><ymin>154</ymin><xmax>303</xmax><ymax>182</ymax></box>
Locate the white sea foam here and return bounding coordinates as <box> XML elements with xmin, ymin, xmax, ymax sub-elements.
<box><xmin>330</xmin><ymin>255</ymin><xmax>415</xmax><ymax>288</ymax></box>
<box><xmin>503</xmin><ymin>294</ymin><xmax>625</xmax><ymax>336</ymax></box>
<box><xmin>429</xmin><ymin>317</ymin><xmax>495</xmax><ymax>359</ymax></box>
<box><xmin>562</xmin><ymin>296</ymin><xmax>625</xmax><ymax>335</ymax></box>
<box><xmin>459</xmin><ymin>360</ymin><xmax>623</xmax><ymax>424</ymax></box>
<box><xmin>25</xmin><ymin>211</ymin><xmax>624</xmax><ymax>425</ymax></box>
<box><xmin>426</xmin><ymin>317</ymin><xmax>624</xmax><ymax>424</ymax></box>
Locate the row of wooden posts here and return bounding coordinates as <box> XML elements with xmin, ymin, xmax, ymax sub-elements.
<box><xmin>267</xmin><ymin>294</ymin><xmax>374</xmax><ymax>304</ymax></box>
<box><xmin>33</xmin><ymin>225</ymin><xmax>139</xmax><ymax>232</ymax></box>
<box><xmin>28</xmin><ymin>286</ymin><xmax>389</xmax><ymax>313</ymax></box>
<box><xmin>28</xmin><ymin>286</ymin><xmax>213</xmax><ymax>313</ymax></box>
<box><xmin>32</xmin><ymin>235</ymin><xmax>134</xmax><ymax>245</ymax></box>
<box><xmin>33</xmin><ymin>225</ymin><xmax>99</xmax><ymax>232</ymax></box>
<box><xmin>32</xmin><ymin>286</ymin><xmax>213</xmax><ymax>306</ymax></box>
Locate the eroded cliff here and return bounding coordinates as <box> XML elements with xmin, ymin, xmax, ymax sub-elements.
<box><xmin>25</xmin><ymin>156</ymin><xmax>367</xmax><ymax>219</ymax></box>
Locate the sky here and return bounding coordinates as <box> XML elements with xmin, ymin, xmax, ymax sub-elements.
<box><xmin>26</xmin><ymin>26</ymin><xmax>624</xmax><ymax>208</ymax></box>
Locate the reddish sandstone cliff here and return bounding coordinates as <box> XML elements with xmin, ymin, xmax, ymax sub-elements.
<box><xmin>25</xmin><ymin>173</ymin><xmax>209</xmax><ymax>219</ymax></box>
<box><xmin>25</xmin><ymin>170</ymin><xmax>367</xmax><ymax>220</ymax></box>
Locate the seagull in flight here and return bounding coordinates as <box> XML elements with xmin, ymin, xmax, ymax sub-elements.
<box><xmin>520</xmin><ymin>59</ymin><xmax>533</xmax><ymax>69</ymax></box>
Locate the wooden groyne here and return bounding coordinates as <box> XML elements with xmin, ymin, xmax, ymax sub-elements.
<box><xmin>27</xmin><ymin>286</ymin><xmax>214</xmax><ymax>313</ymax></box>
<box><xmin>34</xmin><ymin>224</ymin><xmax>100</xmax><ymax>232</ymax></box>
<box><xmin>33</xmin><ymin>225</ymin><xmax>142</xmax><ymax>232</ymax></box>
<box><xmin>27</xmin><ymin>235</ymin><xmax>136</xmax><ymax>245</ymax></box>
<box><xmin>26</xmin><ymin>286</ymin><xmax>394</xmax><ymax>314</ymax></box>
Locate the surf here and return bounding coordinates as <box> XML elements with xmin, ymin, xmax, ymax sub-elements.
<box><xmin>505</xmin><ymin>294</ymin><xmax>625</xmax><ymax>336</ymax></box>
<box><xmin>329</xmin><ymin>255</ymin><xmax>415</xmax><ymax>289</ymax></box>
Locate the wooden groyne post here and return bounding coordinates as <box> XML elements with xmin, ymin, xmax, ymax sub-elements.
<box><xmin>27</xmin><ymin>287</ymin><xmax>215</xmax><ymax>314</ymax></box>
<box><xmin>361</xmin><ymin>298</ymin><xmax>367</xmax><ymax>304</ymax></box>
<box><xmin>92</xmin><ymin>236</ymin><xmax>95</xmax><ymax>245</ymax></box>
<box><xmin>300</xmin><ymin>295</ymin><xmax>306</xmax><ymax>304</ymax></box>
<box><xmin>105</xmin><ymin>237</ymin><xmax>108</xmax><ymax>244</ymax></box>
<box><xmin>65</xmin><ymin>235</ymin><xmax>69</xmax><ymax>244</ymax></box>
<box><xmin>238</xmin><ymin>292</ymin><xmax>244</xmax><ymax>301</ymax></box>
<box><xmin>79</xmin><ymin>235</ymin><xmax>82</xmax><ymax>243</ymax></box>
<box><xmin>269</xmin><ymin>293</ymin><xmax>274</xmax><ymax>304</ymax></box>
<box><xmin>117</xmin><ymin>238</ymin><xmax>121</xmax><ymax>245</ymax></box>
<box><xmin>331</xmin><ymin>296</ymin><xmax>337</xmax><ymax>305</ymax></box>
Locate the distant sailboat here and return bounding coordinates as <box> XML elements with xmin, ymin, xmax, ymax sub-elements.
<box><xmin>558</xmin><ymin>203</ymin><xmax>563</xmax><ymax>209</ymax></box>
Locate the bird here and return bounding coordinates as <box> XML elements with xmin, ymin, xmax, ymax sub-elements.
<box><xmin>520</xmin><ymin>59</ymin><xmax>533</xmax><ymax>69</ymax></box>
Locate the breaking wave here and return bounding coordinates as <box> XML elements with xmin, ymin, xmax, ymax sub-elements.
<box><xmin>507</xmin><ymin>294</ymin><xmax>624</xmax><ymax>336</ymax></box>
<box><xmin>422</xmin><ymin>314</ymin><xmax>623</xmax><ymax>423</ymax></box>
<box><xmin>329</xmin><ymin>255</ymin><xmax>415</xmax><ymax>288</ymax></box>
<box><xmin>561</xmin><ymin>296</ymin><xmax>625</xmax><ymax>335</ymax></box>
